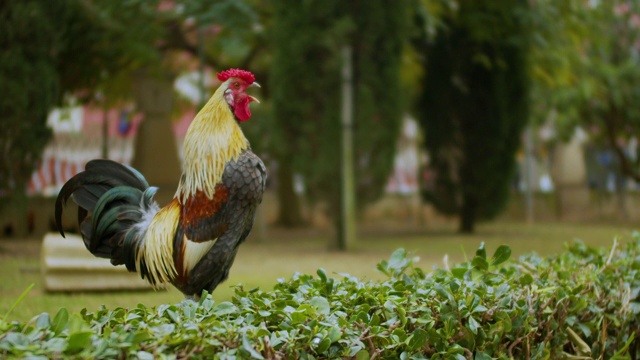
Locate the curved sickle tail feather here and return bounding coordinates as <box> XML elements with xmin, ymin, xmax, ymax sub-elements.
<box><xmin>54</xmin><ymin>159</ymin><xmax>161</xmax><ymax>276</ymax></box>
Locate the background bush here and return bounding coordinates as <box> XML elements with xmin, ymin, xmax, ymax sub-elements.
<box><xmin>1</xmin><ymin>237</ymin><xmax>639</xmax><ymax>359</ymax></box>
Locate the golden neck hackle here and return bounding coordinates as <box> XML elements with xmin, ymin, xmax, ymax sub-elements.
<box><xmin>176</xmin><ymin>81</ymin><xmax>249</xmax><ymax>203</ymax></box>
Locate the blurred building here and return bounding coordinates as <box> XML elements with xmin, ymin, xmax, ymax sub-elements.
<box><xmin>26</xmin><ymin>70</ymin><xmax>212</xmax><ymax>197</ymax></box>
<box><xmin>28</xmin><ymin>106</ymin><xmax>141</xmax><ymax>196</ymax></box>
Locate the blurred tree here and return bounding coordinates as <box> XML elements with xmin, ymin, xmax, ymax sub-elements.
<box><xmin>0</xmin><ymin>0</ymin><xmax>268</xmax><ymax>212</ymax></box>
<box><xmin>529</xmin><ymin>0</ymin><xmax>640</xmax><ymax>181</ymax></box>
<box><xmin>1</xmin><ymin>1</ymin><xmax>72</xmax><ymax>209</ymax></box>
<box><xmin>416</xmin><ymin>0</ymin><xmax>531</xmax><ymax>233</ymax></box>
<box><xmin>270</xmin><ymin>1</ymin><xmax>407</xmax><ymax>244</ymax></box>
<box><xmin>77</xmin><ymin>0</ymin><xmax>268</xmax><ymax>99</ymax></box>
<box><xmin>269</xmin><ymin>1</ymin><xmax>345</xmax><ymax>228</ymax></box>
<box><xmin>0</xmin><ymin>0</ymin><xmax>163</xmax><ymax>216</ymax></box>
<box><xmin>527</xmin><ymin>0</ymin><xmax>587</xmax><ymax>133</ymax></box>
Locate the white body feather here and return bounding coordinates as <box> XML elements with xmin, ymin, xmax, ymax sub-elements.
<box><xmin>181</xmin><ymin>236</ymin><xmax>217</xmax><ymax>274</ymax></box>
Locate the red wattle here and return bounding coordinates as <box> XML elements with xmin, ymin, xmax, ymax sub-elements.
<box><xmin>234</xmin><ymin>98</ymin><xmax>251</xmax><ymax>122</ymax></box>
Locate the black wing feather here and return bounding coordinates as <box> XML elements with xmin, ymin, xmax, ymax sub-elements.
<box><xmin>179</xmin><ymin>150</ymin><xmax>267</xmax><ymax>296</ymax></box>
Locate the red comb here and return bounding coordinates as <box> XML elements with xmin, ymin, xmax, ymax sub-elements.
<box><xmin>216</xmin><ymin>68</ymin><xmax>255</xmax><ymax>83</ymax></box>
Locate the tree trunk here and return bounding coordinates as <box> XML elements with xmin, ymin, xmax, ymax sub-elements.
<box><xmin>459</xmin><ymin>195</ymin><xmax>477</xmax><ymax>234</ymax></box>
<box><xmin>131</xmin><ymin>70</ymin><xmax>181</xmax><ymax>206</ymax></box>
<box><xmin>276</xmin><ymin>159</ymin><xmax>304</xmax><ymax>227</ymax></box>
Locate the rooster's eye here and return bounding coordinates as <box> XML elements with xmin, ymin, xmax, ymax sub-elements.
<box><xmin>233</xmin><ymin>82</ymin><xmax>240</xmax><ymax>89</ymax></box>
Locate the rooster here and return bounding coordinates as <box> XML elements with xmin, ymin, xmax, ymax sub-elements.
<box><xmin>55</xmin><ymin>69</ymin><xmax>266</xmax><ymax>298</ymax></box>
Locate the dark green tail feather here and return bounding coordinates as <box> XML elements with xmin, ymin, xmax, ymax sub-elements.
<box><xmin>55</xmin><ymin>159</ymin><xmax>149</xmax><ymax>237</ymax></box>
<box><xmin>89</xmin><ymin>186</ymin><xmax>142</xmax><ymax>250</ymax></box>
<box><xmin>54</xmin><ymin>159</ymin><xmax>158</xmax><ymax>270</ymax></box>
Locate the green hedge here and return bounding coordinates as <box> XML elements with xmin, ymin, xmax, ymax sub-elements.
<box><xmin>1</xmin><ymin>238</ymin><xmax>639</xmax><ymax>359</ymax></box>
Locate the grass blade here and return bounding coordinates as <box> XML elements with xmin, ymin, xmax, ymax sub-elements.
<box><xmin>3</xmin><ymin>283</ymin><xmax>35</xmax><ymax>319</ymax></box>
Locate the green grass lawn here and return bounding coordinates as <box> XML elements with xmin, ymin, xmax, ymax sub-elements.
<box><xmin>1</xmin><ymin>220</ymin><xmax>636</xmax><ymax>323</ymax></box>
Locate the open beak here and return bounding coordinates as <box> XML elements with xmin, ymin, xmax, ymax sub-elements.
<box><xmin>249</xmin><ymin>82</ymin><xmax>260</xmax><ymax>103</ymax></box>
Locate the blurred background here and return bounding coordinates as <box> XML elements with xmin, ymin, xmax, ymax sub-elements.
<box><xmin>1</xmin><ymin>0</ymin><xmax>640</xmax><ymax>317</ymax></box>
<box><xmin>3</xmin><ymin>0</ymin><xmax>640</xmax><ymax>238</ymax></box>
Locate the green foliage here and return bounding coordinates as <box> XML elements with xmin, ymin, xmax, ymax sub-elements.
<box><xmin>1</xmin><ymin>0</ymin><xmax>268</xmax><ymax>211</ymax></box>
<box><xmin>529</xmin><ymin>1</ymin><xmax>640</xmax><ymax>179</ymax></box>
<box><xmin>0</xmin><ymin>0</ymin><xmax>161</xmax><ymax>204</ymax></box>
<box><xmin>529</xmin><ymin>1</ymin><xmax>640</xmax><ymax>128</ymax></box>
<box><xmin>180</xmin><ymin>0</ymin><xmax>262</xmax><ymax>67</ymax></box>
<box><xmin>349</xmin><ymin>2</ymin><xmax>408</xmax><ymax>208</ymax></box>
<box><xmin>0</xmin><ymin>0</ymin><xmax>63</xmax><ymax>201</ymax></box>
<box><xmin>417</xmin><ymin>0</ymin><xmax>531</xmax><ymax>232</ymax></box>
<box><xmin>270</xmin><ymin>1</ymin><xmax>408</xmax><ymax>228</ymax></box>
<box><xmin>2</xmin><ymin>238</ymin><xmax>639</xmax><ymax>359</ymax></box>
